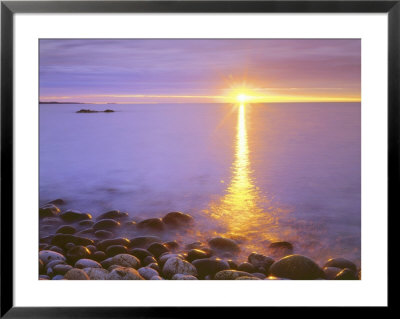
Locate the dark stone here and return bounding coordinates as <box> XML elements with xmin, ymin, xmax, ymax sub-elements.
<box><xmin>53</xmin><ymin>264</ymin><xmax>73</xmax><ymax>275</ymax></box>
<box><xmin>86</xmin><ymin>245</ymin><xmax>97</xmax><ymax>253</ymax></box>
<box><xmin>128</xmin><ymin>248</ymin><xmax>153</xmax><ymax>261</ymax></box>
<box><xmin>238</xmin><ymin>262</ymin><xmax>256</xmax><ymax>273</ymax></box>
<box><xmin>147</xmin><ymin>243</ymin><xmax>169</xmax><ymax>258</ymax></box>
<box><xmin>147</xmin><ymin>262</ymin><xmax>160</xmax><ymax>272</ymax></box>
<box><xmin>64</xmin><ymin>243</ymin><xmax>75</xmax><ymax>250</ymax></box>
<box><xmin>164</xmin><ymin>241</ymin><xmax>179</xmax><ymax>251</ymax></box>
<box><xmin>49</xmin><ymin>246</ymin><xmax>64</xmax><ymax>254</ymax></box>
<box><xmin>97</xmin><ymin>210</ymin><xmax>129</xmax><ymax>221</ymax></box>
<box><xmin>39</xmin><ymin>244</ymin><xmax>49</xmax><ymax>250</ymax></box>
<box><xmin>143</xmin><ymin>256</ymin><xmax>157</xmax><ymax>267</ymax></box>
<box><xmin>76</xmin><ymin>228</ymin><xmax>95</xmax><ymax>236</ymax></box>
<box><xmin>39</xmin><ymin>236</ymin><xmax>54</xmax><ymax>244</ymax></box>
<box><xmin>56</xmin><ymin>225</ymin><xmax>76</xmax><ymax>235</ymax></box>
<box><xmin>137</xmin><ymin>218</ymin><xmax>164</xmax><ymax>232</ymax></box>
<box><xmin>248</xmin><ymin>253</ymin><xmax>275</xmax><ymax>273</ymax></box>
<box><xmin>324</xmin><ymin>258</ymin><xmax>357</xmax><ymax>273</ymax></box>
<box><xmin>208</xmin><ymin>237</ymin><xmax>240</xmax><ymax>253</ymax></box>
<box><xmin>227</xmin><ymin>260</ymin><xmax>238</xmax><ymax>270</ymax></box>
<box><xmin>187</xmin><ymin>249</ymin><xmax>211</xmax><ymax>262</ymax></box>
<box><xmin>269</xmin><ymin>254</ymin><xmax>325</xmax><ymax>280</ymax></box>
<box><xmin>94</xmin><ymin>230</ymin><xmax>114</xmax><ymax>239</ymax></box>
<box><xmin>66</xmin><ymin>245</ymin><xmax>91</xmax><ymax>263</ymax></box>
<box><xmin>78</xmin><ymin>220</ymin><xmax>94</xmax><ymax>227</ymax></box>
<box><xmin>39</xmin><ymin>259</ymin><xmax>44</xmax><ymax>274</ymax></box>
<box><xmin>269</xmin><ymin>241</ymin><xmax>293</xmax><ymax>250</ymax></box>
<box><xmin>106</xmin><ymin>245</ymin><xmax>128</xmax><ymax>257</ymax></box>
<box><xmin>64</xmin><ymin>268</ymin><xmax>90</xmax><ymax>280</ymax></box>
<box><xmin>93</xmin><ymin>219</ymin><xmax>121</xmax><ymax>231</ymax></box>
<box><xmin>162</xmin><ymin>211</ymin><xmax>194</xmax><ymax>227</ymax></box>
<box><xmin>96</xmin><ymin>238</ymin><xmax>130</xmax><ymax>252</ymax></box>
<box><xmin>59</xmin><ymin>210</ymin><xmax>92</xmax><ymax>222</ymax></box>
<box><xmin>92</xmin><ymin>251</ymin><xmax>107</xmax><ymax>262</ymax></box>
<box><xmin>192</xmin><ymin>258</ymin><xmax>230</xmax><ymax>279</ymax></box>
<box><xmin>185</xmin><ymin>241</ymin><xmax>204</xmax><ymax>250</ymax></box>
<box><xmin>129</xmin><ymin>236</ymin><xmax>162</xmax><ymax>248</ymax></box>
<box><xmin>47</xmin><ymin>198</ymin><xmax>66</xmax><ymax>206</ymax></box>
<box><xmin>51</xmin><ymin>234</ymin><xmax>94</xmax><ymax>248</ymax></box>
<box><xmin>39</xmin><ymin>204</ymin><xmax>60</xmax><ymax>218</ymax></box>
<box><xmin>335</xmin><ymin>268</ymin><xmax>358</xmax><ymax>280</ymax></box>
<box><xmin>52</xmin><ymin>275</ymin><xmax>65</xmax><ymax>280</ymax></box>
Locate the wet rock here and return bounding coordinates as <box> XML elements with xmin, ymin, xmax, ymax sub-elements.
<box><xmin>269</xmin><ymin>255</ymin><xmax>325</xmax><ymax>280</ymax></box>
<box><xmin>51</xmin><ymin>234</ymin><xmax>94</xmax><ymax>247</ymax></box>
<box><xmin>108</xmin><ymin>267</ymin><xmax>144</xmax><ymax>280</ymax></box>
<box><xmin>39</xmin><ymin>275</ymin><xmax>50</xmax><ymax>280</ymax></box>
<box><xmin>269</xmin><ymin>241</ymin><xmax>293</xmax><ymax>250</ymax></box>
<box><xmin>86</xmin><ymin>245</ymin><xmax>97</xmax><ymax>253</ymax></box>
<box><xmin>214</xmin><ymin>270</ymin><xmax>253</xmax><ymax>280</ymax></box>
<box><xmin>75</xmin><ymin>259</ymin><xmax>102</xmax><ymax>269</ymax></box>
<box><xmin>41</xmin><ymin>217</ymin><xmax>62</xmax><ymax>226</ymax></box>
<box><xmin>323</xmin><ymin>267</ymin><xmax>343</xmax><ymax>280</ymax></box>
<box><xmin>335</xmin><ymin>268</ymin><xmax>358</xmax><ymax>280</ymax></box>
<box><xmin>95</xmin><ymin>230</ymin><xmax>113</xmax><ymax>239</ymax></box>
<box><xmin>56</xmin><ymin>225</ymin><xmax>76</xmax><ymax>235</ymax></box>
<box><xmin>47</xmin><ymin>198</ymin><xmax>65</xmax><ymax>206</ymax></box>
<box><xmin>39</xmin><ymin>250</ymin><xmax>66</xmax><ymax>265</ymax></box>
<box><xmin>187</xmin><ymin>249</ymin><xmax>211</xmax><ymax>262</ymax></box>
<box><xmin>150</xmin><ymin>276</ymin><xmax>163</xmax><ymax>280</ymax></box>
<box><xmin>235</xmin><ymin>276</ymin><xmax>261</xmax><ymax>280</ymax></box>
<box><xmin>137</xmin><ymin>218</ymin><xmax>164</xmax><ymax>232</ymax></box>
<box><xmin>147</xmin><ymin>243</ymin><xmax>169</xmax><ymax>258</ymax></box>
<box><xmin>93</xmin><ymin>251</ymin><xmax>107</xmax><ymax>262</ymax></box>
<box><xmin>208</xmin><ymin>237</ymin><xmax>240</xmax><ymax>253</ymax></box>
<box><xmin>129</xmin><ymin>236</ymin><xmax>161</xmax><ymax>248</ymax></box>
<box><xmin>238</xmin><ymin>262</ymin><xmax>256</xmax><ymax>273</ymax></box>
<box><xmin>185</xmin><ymin>241</ymin><xmax>204</xmax><ymax>250</ymax></box>
<box><xmin>93</xmin><ymin>219</ymin><xmax>121</xmax><ymax>231</ymax></box>
<box><xmin>111</xmin><ymin>254</ymin><xmax>140</xmax><ymax>269</ymax></box>
<box><xmin>248</xmin><ymin>253</ymin><xmax>275</xmax><ymax>273</ymax></box>
<box><xmin>147</xmin><ymin>263</ymin><xmax>160</xmax><ymax>272</ymax></box>
<box><xmin>227</xmin><ymin>260</ymin><xmax>238</xmax><ymax>270</ymax></box>
<box><xmin>324</xmin><ymin>258</ymin><xmax>357</xmax><ymax>273</ymax></box>
<box><xmin>158</xmin><ymin>253</ymin><xmax>183</xmax><ymax>267</ymax></box>
<box><xmin>162</xmin><ymin>212</ymin><xmax>194</xmax><ymax>227</ymax></box>
<box><xmin>162</xmin><ymin>257</ymin><xmax>197</xmax><ymax>279</ymax></box>
<box><xmin>128</xmin><ymin>248</ymin><xmax>153</xmax><ymax>261</ymax></box>
<box><xmin>59</xmin><ymin>210</ymin><xmax>92</xmax><ymax>222</ymax></box>
<box><xmin>49</xmin><ymin>246</ymin><xmax>64</xmax><ymax>254</ymax></box>
<box><xmin>39</xmin><ymin>244</ymin><xmax>49</xmax><ymax>251</ymax></box>
<box><xmin>142</xmin><ymin>256</ymin><xmax>157</xmax><ymax>267</ymax></box>
<box><xmin>66</xmin><ymin>246</ymin><xmax>91</xmax><ymax>263</ymax></box>
<box><xmin>65</xmin><ymin>243</ymin><xmax>75</xmax><ymax>251</ymax></box>
<box><xmin>97</xmin><ymin>210</ymin><xmax>129</xmax><ymax>221</ymax></box>
<box><xmin>164</xmin><ymin>241</ymin><xmax>179</xmax><ymax>251</ymax></box>
<box><xmin>52</xmin><ymin>275</ymin><xmax>65</xmax><ymax>280</ymax></box>
<box><xmin>78</xmin><ymin>220</ymin><xmax>94</xmax><ymax>227</ymax></box>
<box><xmin>39</xmin><ymin>236</ymin><xmax>54</xmax><ymax>244</ymax></box>
<box><xmin>106</xmin><ymin>245</ymin><xmax>128</xmax><ymax>257</ymax></box>
<box><xmin>39</xmin><ymin>259</ymin><xmax>44</xmax><ymax>274</ymax></box>
<box><xmin>192</xmin><ymin>258</ymin><xmax>230</xmax><ymax>279</ymax></box>
<box><xmin>76</xmin><ymin>228</ymin><xmax>95</xmax><ymax>236</ymax></box>
<box><xmin>83</xmin><ymin>267</ymin><xmax>109</xmax><ymax>280</ymax></box>
<box><xmin>172</xmin><ymin>274</ymin><xmax>198</xmax><ymax>280</ymax></box>
<box><xmin>45</xmin><ymin>259</ymin><xmax>66</xmax><ymax>271</ymax></box>
<box><xmin>252</xmin><ymin>272</ymin><xmax>267</xmax><ymax>279</ymax></box>
<box><xmin>138</xmin><ymin>267</ymin><xmax>159</xmax><ymax>280</ymax></box>
<box><xmin>96</xmin><ymin>238</ymin><xmax>130</xmax><ymax>252</ymax></box>
<box><xmin>265</xmin><ymin>276</ymin><xmax>291</xmax><ymax>280</ymax></box>
<box><xmin>53</xmin><ymin>264</ymin><xmax>73</xmax><ymax>275</ymax></box>
<box><xmin>39</xmin><ymin>204</ymin><xmax>60</xmax><ymax>218</ymax></box>
<box><xmin>64</xmin><ymin>268</ymin><xmax>90</xmax><ymax>280</ymax></box>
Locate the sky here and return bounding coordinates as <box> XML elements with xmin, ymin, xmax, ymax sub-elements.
<box><xmin>39</xmin><ymin>39</ymin><xmax>361</xmax><ymax>104</ymax></box>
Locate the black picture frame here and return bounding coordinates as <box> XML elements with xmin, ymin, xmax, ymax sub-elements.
<box><xmin>1</xmin><ymin>0</ymin><xmax>396</xmax><ymax>316</ymax></box>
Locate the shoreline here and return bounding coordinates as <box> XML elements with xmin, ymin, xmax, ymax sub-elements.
<box><xmin>39</xmin><ymin>202</ymin><xmax>361</xmax><ymax>280</ymax></box>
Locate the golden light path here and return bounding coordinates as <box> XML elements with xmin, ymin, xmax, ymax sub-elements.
<box><xmin>204</xmin><ymin>103</ymin><xmax>288</xmax><ymax>253</ymax></box>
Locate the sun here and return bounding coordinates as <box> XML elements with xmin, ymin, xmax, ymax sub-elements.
<box><xmin>236</xmin><ymin>94</ymin><xmax>248</xmax><ymax>103</ymax></box>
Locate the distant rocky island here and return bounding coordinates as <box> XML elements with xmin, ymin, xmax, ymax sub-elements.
<box><xmin>76</xmin><ymin>109</ymin><xmax>115</xmax><ymax>113</ymax></box>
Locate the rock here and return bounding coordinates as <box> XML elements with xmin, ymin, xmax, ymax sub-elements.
<box><xmin>265</xmin><ymin>276</ymin><xmax>291</xmax><ymax>280</ymax></box>
<box><xmin>39</xmin><ymin>259</ymin><xmax>44</xmax><ymax>274</ymax></box>
<box><xmin>323</xmin><ymin>267</ymin><xmax>343</xmax><ymax>280</ymax></box>
<box><xmin>51</xmin><ymin>234</ymin><xmax>94</xmax><ymax>247</ymax></box>
<box><xmin>142</xmin><ymin>256</ymin><xmax>157</xmax><ymax>267</ymax></box>
<box><xmin>39</xmin><ymin>250</ymin><xmax>66</xmax><ymax>265</ymax></box>
<box><xmin>52</xmin><ymin>275</ymin><xmax>65</xmax><ymax>280</ymax></box>
<box><xmin>227</xmin><ymin>260</ymin><xmax>238</xmax><ymax>270</ymax></box>
<box><xmin>269</xmin><ymin>255</ymin><xmax>324</xmax><ymax>280</ymax></box>
<box><xmin>39</xmin><ymin>204</ymin><xmax>60</xmax><ymax>218</ymax></box>
<box><xmin>41</xmin><ymin>217</ymin><xmax>62</xmax><ymax>226</ymax></box>
<box><xmin>93</xmin><ymin>219</ymin><xmax>121</xmax><ymax>231</ymax></box>
<box><xmin>158</xmin><ymin>253</ymin><xmax>183</xmax><ymax>267</ymax></box>
<box><xmin>324</xmin><ymin>258</ymin><xmax>357</xmax><ymax>273</ymax></box>
<box><xmin>187</xmin><ymin>249</ymin><xmax>211</xmax><ymax>262</ymax></box>
<box><xmin>214</xmin><ymin>270</ymin><xmax>253</xmax><ymax>280</ymax></box>
<box><xmin>147</xmin><ymin>263</ymin><xmax>160</xmax><ymax>272</ymax></box>
<box><xmin>358</xmin><ymin>270</ymin><xmax>361</xmax><ymax>280</ymax></box>
<box><xmin>95</xmin><ymin>230</ymin><xmax>114</xmax><ymax>239</ymax></box>
<box><xmin>75</xmin><ymin>259</ymin><xmax>102</xmax><ymax>269</ymax></box>
<box><xmin>138</xmin><ymin>267</ymin><xmax>159</xmax><ymax>280</ymax></box>
<box><xmin>45</xmin><ymin>259</ymin><xmax>66</xmax><ymax>271</ymax></box>
<box><xmin>108</xmin><ymin>267</ymin><xmax>144</xmax><ymax>280</ymax></box>
<box><xmin>64</xmin><ymin>268</ymin><xmax>90</xmax><ymax>280</ymax></box>
<box><xmin>97</xmin><ymin>210</ymin><xmax>129</xmax><ymax>221</ymax></box>
<box><xmin>76</xmin><ymin>228</ymin><xmax>95</xmax><ymax>236</ymax></box>
<box><xmin>162</xmin><ymin>212</ymin><xmax>194</xmax><ymax>227</ymax></box>
<box><xmin>129</xmin><ymin>236</ymin><xmax>162</xmax><ymax>248</ymax></box>
<box><xmin>162</xmin><ymin>257</ymin><xmax>197</xmax><ymax>279</ymax></box>
<box><xmin>83</xmin><ymin>267</ymin><xmax>109</xmax><ymax>280</ymax></box>
<box><xmin>235</xmin><ymin>276</ymin><xmax>261</xmax><ymax>280</ymax></box>
<box><xmin>96</xmin><ymin>238</ymin><xmax>130</xmax><ymax>252</ymax></box>
<box><xmin>128</xmin><ymin>248</ymin><xmax>153</xmax><ymax>261</ymax></box>
<box><xmin>192</xmin><ymin>258</ymin><xmax>230</xmax><ymax>279</ymax></box>
<box><xmin>56</xmin><ymin>225</ymin><xmax>76</xmax><ymax>235</ymax></box>
<box><xmin>66</xmin><ymin>246</ymin><xmax>91</xmax><ymax>263</ymax></box>
<box><xmin>269</xmin><ymin>241</ymin><xmax>293</xmax><ymax>250</ymax></box>
<box><xmin>39</xmin><ymin>275</ymin><xmax>50</xmax><ymax>280</ymax></box>
<box><xmin>111</xmin><ymin>254</ymin><xmax>140</xmax><ymax>269</ymax></box>
<box><xmin>208</xmin><ymin>237</ymin><xmax>240</xmax><ymax>253</ymax></box>
<box><xmin>248</xmin><ymin>253</ymin><xmax>275</xmax><ymax>272</ymax></box>
<box><xmin>53</xmin><ymin>264</ymin><xmax>73</xmax><ymax>275</ymax></box>
<box><xmin>65</xmin><ymin>243</ymin><xmax>75</xmax><ymax>250</ymax></box>
<box><xmin>106</xmin><ymin>245</ymin><xmax>128</xmax><ymax>257</ymax></box>
<box><xmin>78</xmin><ymin>220</ymin><xmax>94</xmax><ymax>227</ymax></box>
<box><xmin>238</xmin><ymin>262</ymin><xmax>256</xmax><ymax>273</ymax></box>
<box><xmin>252</xmin><ymin>272</ymin><xmax>266</xmax><ymax>279</ymax></box>
<box><xmin>137</xmin><ymin>218</ymin><xmax>164</xmax><ymax>232</ymax></box>
<box><xmin>47</xmin><ymin>198</ymin><xmax>65</xmax><ymax>206</ymax></box>
<box><xmin>86</xmin><ymin>245</ymin><xmax>97</xmax><ymax>253</ymax></box>
<box><xmin>164</xmin><ymin>241</ymin><xmax>179</xmax><ymax>251</ymax></box>
<box><xmin>49</xmin><ymin>246</ymin><xmax>64</xmax><ymax>254</ymax></box>
<box><xmin>185</xmin><ymin>242</ymin><xmax>204</xmax><ymax>250</ymax></box>
<box><xmin>150</xmin><ymin>276</ymin><xmax>163</xmax><ymax>280</ymax></box>
<box><xmin>93</xmin><ymin>251</ymin><xmax>107</xmax><ymax>262</ymax></box>
<box><xmin>172</xmin><ymin>274</ymin><xmax>198</xmax><ymax>280</ymax></box>
<box><xmin>147</xmin><ymin>243</ymin><xmax>169</xmax><ymax>258</ymax></box>
<box><xmin>335</xmin><ymin>268</ymin><xmax>358</xmax><ymax>280</ymax></box>
<box><xmin>59</xmin><ymin>210</ymin><xmax>92</xmax><ymax>222</ymax></box>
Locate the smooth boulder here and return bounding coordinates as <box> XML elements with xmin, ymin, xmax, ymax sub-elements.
<box><xmin>162</xmin><ymin>257</ymin><xmax>197</xmax><ymax>279</ymax></box>
<box><xmin>269</xmin><ymin>254</ymin><xmax>325</xmax><ymax>280</ymax></box>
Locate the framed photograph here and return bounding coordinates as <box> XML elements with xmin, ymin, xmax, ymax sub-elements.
<box><xmin>1</xmin><ymin>0</ymin><xmax>396</xmax><ymax>315</ymax></box>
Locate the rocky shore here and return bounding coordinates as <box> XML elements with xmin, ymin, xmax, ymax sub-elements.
<box><xmin>39</xmin><ymin>200</ymin><xmax>361</xmax><ymax>280</ymax></box>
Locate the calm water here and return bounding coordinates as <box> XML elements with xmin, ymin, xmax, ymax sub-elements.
<box><xmin>39</xmin><ymin>103</ymin><xmax>361</xmax><ymax>265</ymax></box>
